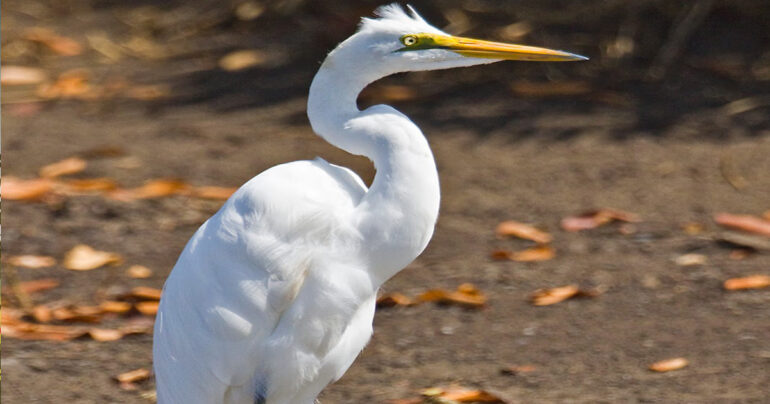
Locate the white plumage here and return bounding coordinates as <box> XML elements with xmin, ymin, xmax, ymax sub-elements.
<box><xmin>153</xmin><ymin>4</ymin><xmax>584</xmax><ymax>403</ymax></box>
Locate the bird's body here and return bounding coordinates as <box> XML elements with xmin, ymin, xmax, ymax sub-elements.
<box><xmin>154</xmin><ymin>4</ymin><xmax>584</xmax><ymax>403</ymax></box>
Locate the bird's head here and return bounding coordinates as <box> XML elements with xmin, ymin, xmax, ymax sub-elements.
<box><xmin>326</xmin><ymin>4</ymin><xmax>586</xmax><ymax>78</ymax></box>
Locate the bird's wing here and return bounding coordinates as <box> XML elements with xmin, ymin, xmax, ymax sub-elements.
<box><xmin>153</xmin><ymin>159</ymin><xmax>367</xmax><ymax>404</ymax></box>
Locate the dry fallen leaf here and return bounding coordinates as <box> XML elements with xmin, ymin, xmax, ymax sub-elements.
<box><xmin>17</xmin><ymin>278</ymin><xmax>60</xmax><ymax>294</ymax></box>
<box><xmin>115</xmin><ymin>368</ymin><xmax>152</xmax><ymax>384</ymax></box>
<box><xmin>134</xmin><ymin>301</ymin><xmax>159</xmax><ymax>316</ymax></box>
<box><xmin>52</xmin><ymin>305</ymin><xmax>103</xmax><ymax>323</ymax></box>
<box><xmin>649</xmin><ymin>357</ymin><xmax>689</xmax><ymax>372</ymax></box>
<box><xmin>219</xmin><ymin>49</ymin><xmax>267</xmax><ymax>71</ymax></box>
<box><xmin>24</xmin><ymin>27</ymin><xmax>83</xmax><ymax>56</ymax></box>
<box><xmin>495</xmin><ymin>220</ymin><xmax>552</xmax><ymax>244</ymax></box>
<box><xmin>2</xmin><ymin>176</ymin><xmax>55</xmax><ymax>200</ymax></box>
<box><xmin>376</xmin><ymin>292</ymin><xmax>415</xmax><ymax>307</ymax></box>
<box><xmin>131</xmin><ymin>286</ymin><xmax>163</xmax><ymax>300</ymax></box>
<box><xmin>100</xmin><ymin>300</ymin><xmax>133</xmax><ymax>314</ymax></box>
<box><xmin>418</xmin><ymin>283</ymin><xmax>486</xmax><ymax>308</ymax></box>
<box><xmin>723</xmin><ymin>274</ymin><xmax>770</xmax><ymax>291</ymax></box>
<box><xmin>493</xmin><ymin>245</ymin><xmax>555</xmax><ymax>262</ymax></box>
<box><xmin>715</xmin><ymin>213</ymin><xmax>770</xmax><ymax>238</ymax></box>
<box><xmin>39</xmin><ymin>156</ymin><xmax>87</xmax><ymax>178</ymax></box>
<box><xmin>421</xmin><ymin>387</ymin><xmax>505</xmax><ymax>403</ymax></box>
<box><xmin>63</xmin><ymin>244</ymin><xmax>123</xmax><ymax>271</ymax></box>
<box><xmin>31</xmin><ymin>305</ymin><xmax>53</xmax><ymax>323</ymax></box>
<box><xmin>37</xmin><ymin>69</ymin><xmax>93</xmax><ymax>99</ymax></box>
<box><xmin>127</xmin><ymin>265</ymin><xmax>153</xmax><ymax>279</ymax></box>
<box><xmin>531</xmin><ymin>284</ymin><xmax>579</xmax><ymax>306</ymax></box>
<box><xmin>7</xmin><ymin>255</ymin><xmax>57</xmax><ymax>268</ymax></box>
<box><xmin>135</xmin><ymin>301</ymin><xmax>159</xmax><ymax>316</ymax></box>
<box><xmin>59</xmin><ymin>178</ymin><xmax>119</xmax><ymax>193</ymax></box>
<box><xmin>2</xmin><ymin>320</ymin><xmax>89</xmax><ymax>341</ymax></box>
<box><xmin>108</xmin><ymin>179</ymin><xmax>189</xmax><ymax>201</ymax></box>
<box><xmin>1</xmin><ymin>65</ymin><xmax>48</xmax><ymax>86</ymax></box>
<box><xmin>89</xmin><ymin>328</ymin><xmax>125</xmax><ymax>342</ymax></box>
<box><xmin>187</xmin><ymin>186</ymin><xmax>238</xmax><ymax>200</ymax></box>
<box><xmin>561</xmin><ymin>208</ymin><xmax>641</xmax><ymax>232</ymax></box>
<box><xmin>674</xmin><ymin>253</ymin><xmax>707</xmax><ymax>267</ymax></box>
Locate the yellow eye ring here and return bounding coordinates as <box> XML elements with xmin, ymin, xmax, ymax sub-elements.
<box><xmin>401</xmin><ymin>35</ymin><xmax>418</xmax><ymax>46</ymax></box>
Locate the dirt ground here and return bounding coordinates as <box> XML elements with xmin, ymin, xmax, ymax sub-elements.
<box><xmin>2</xmin><ymin>1</ymin><xmax>770</xmax><ymax>403</ymax></box>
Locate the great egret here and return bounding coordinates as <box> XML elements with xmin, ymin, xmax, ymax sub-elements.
<box><xmin>153</xmin><ymin>4</ymin><xmax>585</xmax><ymax>403</ymax></box>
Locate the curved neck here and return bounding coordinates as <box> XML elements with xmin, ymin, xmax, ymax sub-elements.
<box><xmin>307</xmin><ymin>55</ymin><xmax>440</xmax><ymax>285</ymax></box>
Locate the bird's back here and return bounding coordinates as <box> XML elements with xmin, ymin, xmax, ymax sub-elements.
<box><xmin>153</xmin><ymin>158</ymin><xmax>369</xmax><ymax>403</ymax></box>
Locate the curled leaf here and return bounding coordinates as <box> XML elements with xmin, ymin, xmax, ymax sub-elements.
<box><xmin>63</xmin><ymin>244</ymin><xmax>123</xmax><ymax>271</ymax></box>
<box><xmin>100</xmin><ymin>300</ymin><xmax>133</xmax><ymax>314</ymax></box>
<box><xmin>39</xmin><ymin>157</ymin><xmax>87</xmax><ymax>178</ymax></box>
<box><xmin>89</xmin><ymin>328</ymin><xmax>125</xmax><ymax>342</ymax></box>
<box><xmin>723</xmin><ymin>275</ymin><xmax>770</xmax><ymax>291</ymax></box>
<box><xmin>495</xmin><ymin>220</ymin><xmax>552</xmax><ymax>243</ymax></box>
<box><xmin>715</xmin><ymin>213</ymin><xmax>770</xmax><ymax>238</ymax></box>
<box><xmin>2</xmin><ymin>177</ymin><xmax>55</xmax><ymax>201</ymax></box>
<box><xmin>115</xmin><ymin>368</ymin><xmax>151</xmax><ymax>383</ymax></box>
<box><xmin>649</xmin><ymin>357</ymin><xmax>689</xmax><ymax>372</ymax></box>
<box><xmin>131</xmin><ymin>286</ymin><xmax>163</xmax><ymax>300</ymax></box>
<box><xmin>561</xmin><ymin>208</ymin><xmax>640</xmax><ymax>232</ymax></box>
<box><xmin>531</xmin><ymin>285</ymin><xmax>579</xmax><ymax>306</ymax></box>
<box><xmin>135</xmin><ymin>301</ymin><xmax>159</xmax><ymax>316</ymax></box>
<box><xmin>7</xmin><ymin>255</ymin><xmax>57</xmax><ymax>268</ymax></box>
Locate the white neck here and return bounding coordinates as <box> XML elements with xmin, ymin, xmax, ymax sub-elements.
<box><xmin>307</xmin><ymin>54</ymin><xmax>440</xmax><ymax>286</ymax></box>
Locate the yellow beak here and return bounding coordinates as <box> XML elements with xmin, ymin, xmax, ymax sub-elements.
<box><xmin>401</xmin><ymin>33</ymin><xmax>587</xmax><ymax>62</ymax></box>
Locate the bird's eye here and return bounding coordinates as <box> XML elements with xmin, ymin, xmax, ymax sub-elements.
<box><xmin>401</xmin><ymin>35</ymin><xmax>418</xmax><ymax>46</ymax></box>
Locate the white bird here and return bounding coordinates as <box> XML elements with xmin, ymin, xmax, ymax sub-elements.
<box><xmin>153</xmin><ymin>4</ymin><xmax>585</xmax><ymax>403</ymax></box>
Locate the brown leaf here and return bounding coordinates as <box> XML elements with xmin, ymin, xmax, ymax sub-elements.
<box><xmin>495</xmin><ymin>220</ymin><xmax>552</xmax><ymax>243</ymax></box>
<box><xmin>59</xmin><ymin>178</ymin><xmax>119</xmax><ymax>193</ymax></box>
<box><xmin>7</xmin><ymin>255</ymin><xmax>57</xmax><ymax>268</ymax></box>
<box><xmin>108</xmin><ymin>179</ymin><xmax>189</xmax><ymax>201</ymax></box>
<box><xmin>31</xmin><ymin>305</ymin><xmax>53</xmax><ymax>323</ymax></box>
<box><xmin>1</xmin><ymin>66</ymin><xmax>47</xmax><ymax>86</ymax></box>
<box><xmin>561</xmin><ymin>208</ymin><xmax>640</xmax><ymax>232</ymax></box>
<box><xmin>131</xmin><ymin>286</ymin><xmax>163</xmax><ymax>300</ymax></box>
<box><xmin>511</xmin><ymin>80</ymin><xmax>591</xmax><ymax>98</ymax></box>
<box><xmin>187</xmin><ymin>186</ymin><xmax>238</xmax><ymax>200</ymax></box>
<box><xmin>422</xmin><ymin>387</ymin><xmax>505</xmax><ymax>403</ymax></box>
<box><xmin>531</xmin><ymin>284</ymin><xmax>579</xmax><ymax>306</ymax></box>
<box><xmin>715</xmin><ymin>213</ymin><xmax>770</xmax><ymax>238</ymax></box>
<box><xmin>39</xmin><ymin>157</ymin><xmax>87</xmax><ymax>178</ymax></box>
<box><xmin>2</xmin><ymin>176</ymin><xmax>55</xmax><ymax>200</ymax></box>
<box><xmin>52</xmin><ymin>305</ymin><xmax>103</xmax><ymax>323</ymax></box>
<box><xmin>219</xmin><ymin>50</ymin><xmax>267</xmax><ymax>71</ymax></box>
<box><xmin>510</xmin><ymin>245</ymin><xmax>555</xmax><ymax>262</ymax></box>
<box><xmin>36</xmin><ymin>69</ymin><xmax>92</xmax><ymax>99</ymax></box>
<box><xmin>376</xmin><ymin>292</ymin><xmax>415</xmax><ymax>307</ymax></box>
<box><xmin>24</xmin><ymin>27</ymin><xmax>83</xmax><ymax>56</ymax></box>
<box><xmin>723</xmin><ymin>274</ymin><xmax>770</xmax><ymax>291</ymax></box>
<box><xmin>649</xmin><ymin>357</ymin><xmax>689</xmax><ymax>372</ymax></box>
<box><xmin>115</xmin><ymin>368</ymin><xmax>152</xmax><ymax>383</ymax></box>
<box><xmin>89</xmin><ymin>328</ymin><xmax>125</xmax><ymax>342</ymax></box>
<box><xmin>100</xmin><ymin>300</ymin><xmax>133</xmax><ymax>314</ymax></box>
<box><xmin>63</xmin><ymin>244</ymin><xmax>123</xmax><ymax>271</ymax></box>
<box><xmin>18</xmin><ymin>278</ymin><xmax>60</xmax><ymax>294</ymax></box>
<box><xmin>418</xmin><ymin>284</ymin><xmax>486</xmax><ymax>308</ymax></box>
<box><xmin>135</xmin><ymin>301</ymin><xmax>159</xmax><ymax>316</ymax></box>
<box><xmin>127</xmin><ymin>265</ymin><xmax>153</xmax><ymax>279</ymax></box>
<box><xmin>2</xmin><ymin>321</ymin><xmax>88</xmax><ymax>341</ymax></box>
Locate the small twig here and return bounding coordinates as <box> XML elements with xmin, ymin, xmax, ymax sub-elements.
<box><xmin>648</xmin><ymin>0</ymin><xmax>717</xmax><ymax>80</ymax></box>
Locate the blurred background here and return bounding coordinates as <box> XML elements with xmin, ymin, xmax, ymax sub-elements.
<box><xmin>2</xmin><ymin>0</ymin><xmax>769</xmax><ymax>402</ymax></box>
